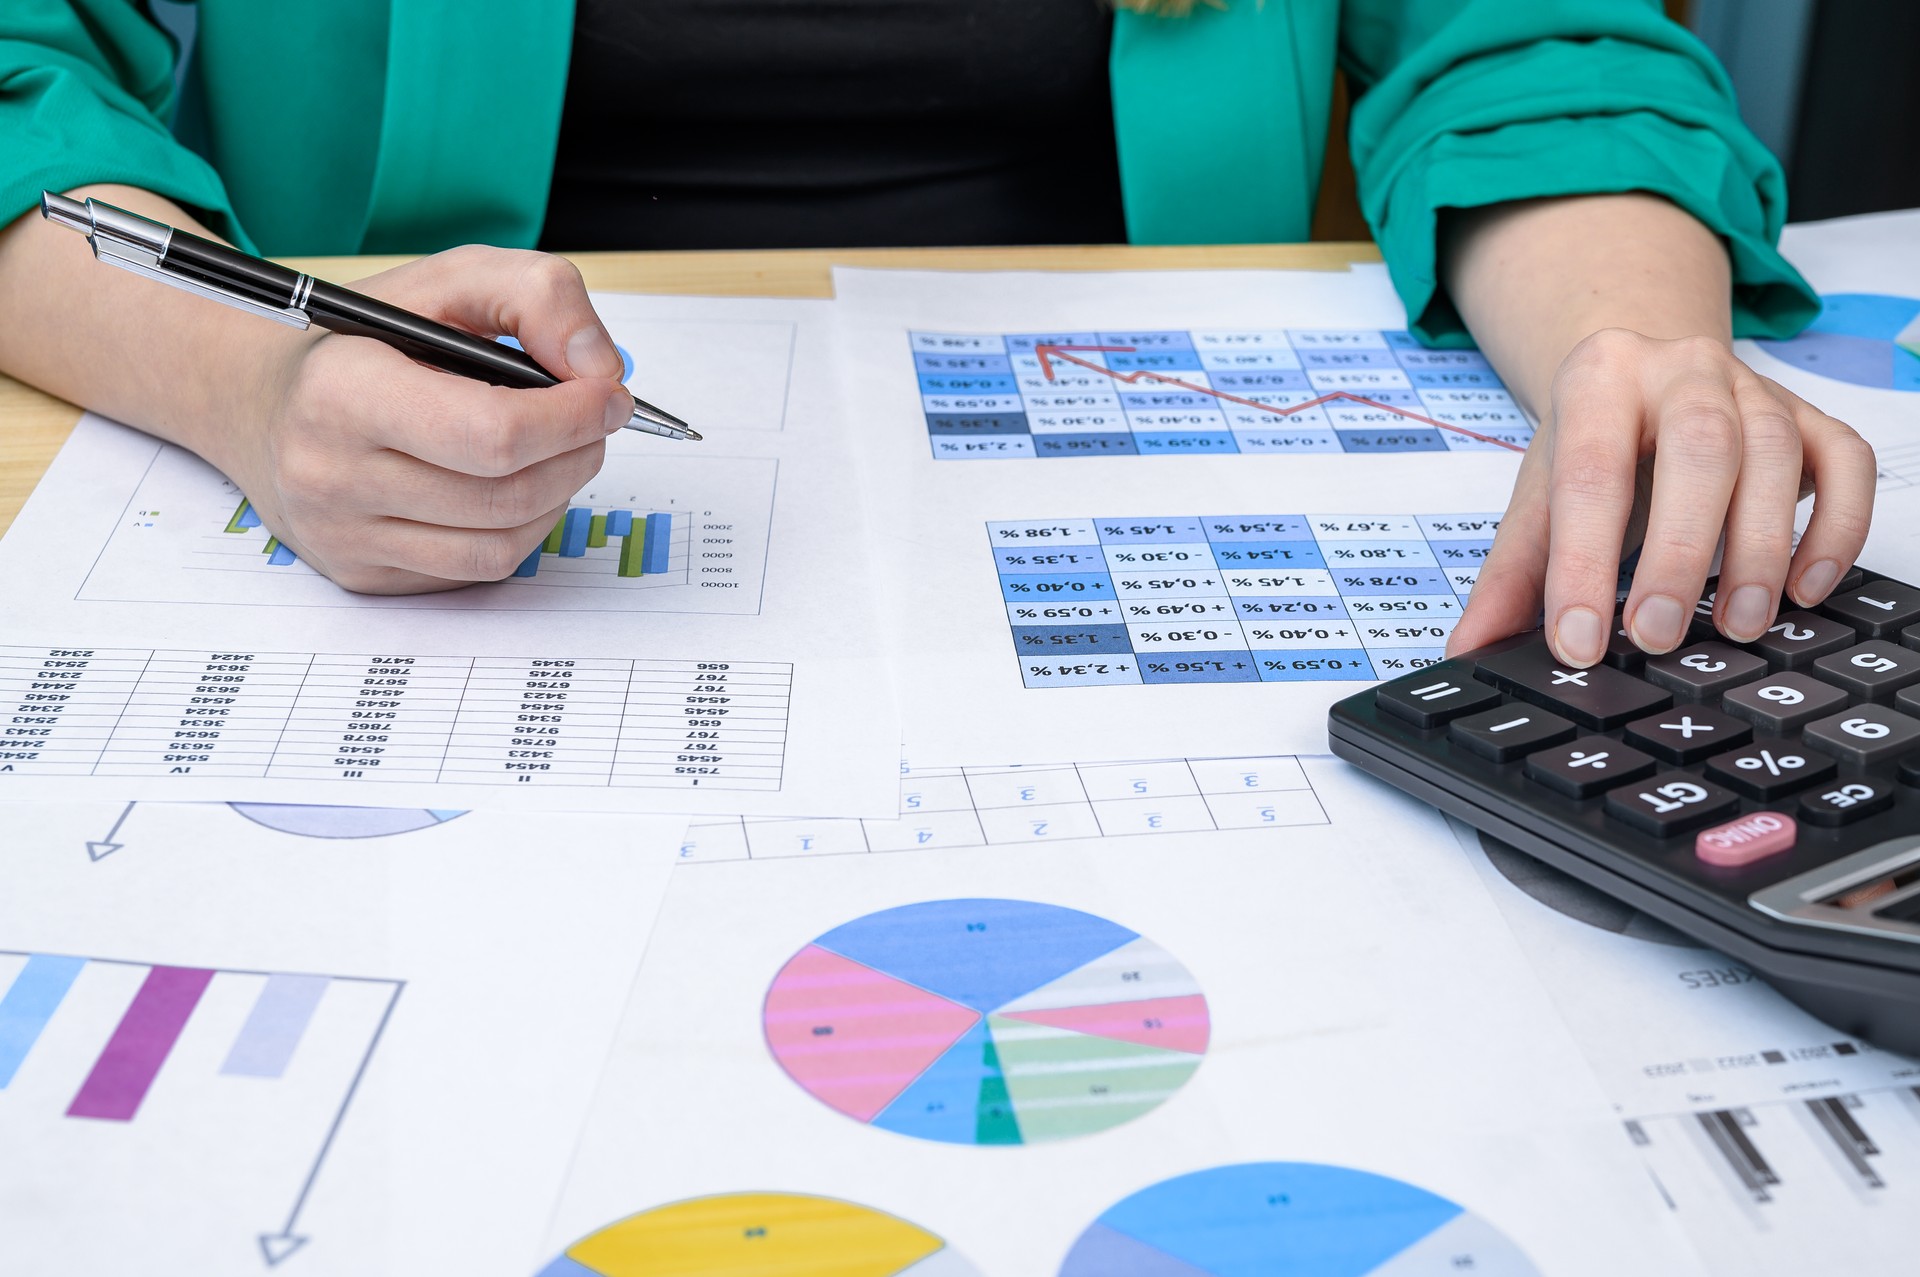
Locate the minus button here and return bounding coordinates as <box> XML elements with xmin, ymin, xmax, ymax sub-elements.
<box><xmin>1448</xmin><ymin>703</ymin><xmax>1577</xmax><ymax>762</ymax></box>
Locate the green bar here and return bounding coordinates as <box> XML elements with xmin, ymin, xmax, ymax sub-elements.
<box><xmin>587</xmin><ymin>514</ymin><xmax>608</xmax><ymax>548</ymax></box>
<box><xmin>261</xmin><ymin>535</ymin><xmax>281</xmax><ymax>557</ymax></box>
<box><xmin>223</xmin><ymin>499</ymin><xmax>251</xmax><ymax>534</ymax></box>
<box><xmin>541</xmin><ymin>517</ymin><xmax>565</xmax><ymax>555</ymax></box>
<box><xmin>617</xmin><ymin>528</ymin><xmax>645</xmax><ymax>577</ymax></box>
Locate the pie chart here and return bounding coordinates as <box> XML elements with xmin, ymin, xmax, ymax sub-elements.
<box><xmin>536</xmin><ymin>1192</ymin><xmax>980</xmax><ymax>1277</ymax></box>
<box><xmin>1753</xmin><ymin>293</ymin><xmax>1920</xmax><ymax>390</ymax></box>
<box><xmin>765</xmin><ymin>898</ymin><xmax>1208</xmax><ymax>1145</ymax></box>
<box><xmin>227</xmin><ymin>804</ymin><xmax>466</xmax><ymax>838</ymax></box>
<box><xmin>1060</xmin><ymin>1163</ymin><xmax>1541</xmax><ymax>1276</ymax></box>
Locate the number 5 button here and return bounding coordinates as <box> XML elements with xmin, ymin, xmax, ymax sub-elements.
<box><xmin>1803</xmin><ymin>704</ymin><xmax>1920</xmax><ymax>765</ymax></box>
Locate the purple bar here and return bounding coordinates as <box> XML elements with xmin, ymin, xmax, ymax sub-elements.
<box><xmin>67</xmin><ymin>966</ymin><xmax>215</xmax><ymax>1122</ymax></box>
<box><xmin>221</xmin><ymin>974</ymin><xmax>328</xmax><ymax>1078</ymax></box>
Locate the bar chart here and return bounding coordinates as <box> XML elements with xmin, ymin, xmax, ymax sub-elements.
<box><xmin>83</xmin><ymin>447</ymin><xmax>776</xmax><ymax>615</ymax></box>
<box><xmin>0</xmin><ymin>948</ymin><xmax>399</xmax><ymax>1265</ymax></box>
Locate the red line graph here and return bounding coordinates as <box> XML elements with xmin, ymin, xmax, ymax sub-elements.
<box><xmin>1033</xmin><ymin>343</ymin><xmax>1526</xmax><ymax>453</ymax></box>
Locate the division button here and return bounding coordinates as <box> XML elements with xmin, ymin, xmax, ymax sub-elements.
<box><xmin>1812</xmin><ymin>640</ymin><xmax>1920</xmax><ymax>702</ymax></box>
<box><xmin>1803</xmin><ymin>704</ymin><xmax>1920</xmax><ymax>766</ymax></box>
<box><xmin>1373</xmin><ymin>660</ymin><xmax>1503</xmax><ymax>727</ymax></box>
<box><xmin>1696</xmin><ymin>812</ymin><xmax>1797</xmax><ymax>867</ymax></box>
<box><xmin>1448</xmin><ymin>705</ymin><xmax>1576</xmax><ymax>762</ymax></box>
<box><xmin>1800</xmin><ymin>778</ymin><xmax>1897</xmax><ymax>827</ymax></box>
<box><xmin>1823</xmin><ymin>580</ymin><xmax>1920</xmax><ymax>638</ymax></box>
<box><xmin>1604</xmin><ymin>771</ymin><xmax>1741</xmax><ymax>838</ymax></box>
<box><xmin>1752</xmin><ymin>611</ymin><xmax>1857</xmax><ymax>669</ymax></box>
<box><xmin>1525</xmin><ymin>735</ymin><xmax>1657</xmax><ymax>798</ymax></box>
<box><xmin>1624</xmin><ymin>706</ymin><xmax>1751</xmax><ymax>765</ymax></box>
<box><xmin>1721</xmin><ymin>671</ymin><xmax>1850</xmax><ymax>735</ymax></box>
<box><xmin>1705</xmin><ymin>738</ymin><xmax>1836</xmax><ymax>801</ymax></box>
<box><xmin>1645</xmin><ymin>642</ymin><xmax>1769</xmax><ymax>700</ymax></box>
<box><xmin>1475</xmin><ymin>643</ymin><xmax>1671</xmax><ymax>730</ymax></box>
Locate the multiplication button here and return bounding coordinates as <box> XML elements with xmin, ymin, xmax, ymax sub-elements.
<box><xmin>1624</xmin><ymin>706</ymin><xmax>1750</xmax><ymax>765</ymax></box>
<box><xmin>1448</xmin><ymin>705</ymin><xmax>1575</xmax><ymax>762</ymax></box>
<box><xmin>1705</xmin><ymin>738</ymin><xmax>1836</xmax><ymax>801</ymax></box>
<box><xmin>1525</xmin><ymin>736</ymin><xmax>1656</xmax><ymax>799</ymax></box>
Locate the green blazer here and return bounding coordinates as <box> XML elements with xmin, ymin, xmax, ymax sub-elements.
<box><xmin>4</xmin><ymin>0</ymin><xmax>1815</xmax><ymax>342</ymax></box>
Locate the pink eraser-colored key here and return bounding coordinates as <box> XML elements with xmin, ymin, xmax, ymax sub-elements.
<box><xmin>1696</xmin><ymin>812</ymin><xmax>1797</xmax><ymax>867</ymax></box>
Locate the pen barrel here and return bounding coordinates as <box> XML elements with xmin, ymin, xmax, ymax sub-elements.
<box><xmin>162</xmin><ymin>231</ymin><xmax>306</xmax><ymax>311</ymax></box>
<box><xmin>303</xmin><ymin>281</ymin><xmax>561</xmax><ymax>390</ymax></box>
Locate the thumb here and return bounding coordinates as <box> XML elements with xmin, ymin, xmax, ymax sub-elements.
<box><xmin>1447</xmin><ymin>473</ymin><xmax>1550</xmax><ymax>657</ymax></box>
<box><xmin>392</xmin><ymin>245</ymin><xmax>624</xmax><ymax>382</ymax></box>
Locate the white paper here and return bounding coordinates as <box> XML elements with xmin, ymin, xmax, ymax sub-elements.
<box><xmin>542</xmin><ymin>759</ymin><xmax>1703</xmax><ymax>1276</ymax></box>
<box><xmin>0</xmin><ymin>800</ymin><xmax>683</xmax><ymax>1276</ymax></box>
<box><xmin>1452</xmin><ymin>819</ymin><xmax>1920</xmax><ymax>1276</ymax></box>
<box><xmin>0</xmin><ymin>293</ymin><xmax>896</xmax><ymax>817</ymax></box>
<box><xmin>831</xmin><ymin>265</ymin><xmax>1529</xmax><ymax>763</ymax></box>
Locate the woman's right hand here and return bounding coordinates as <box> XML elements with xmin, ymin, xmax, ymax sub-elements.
<box><xmin>205</xmin><ymin>245</ymin><xmax>632</xmax><ymax>594</ymax></box>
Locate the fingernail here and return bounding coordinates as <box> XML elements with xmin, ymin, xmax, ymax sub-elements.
<box><xmin>1628</xmin><ymin>594</ymin><xmax>1686</xmax><ymax>654</ymax></box>
<box><xmin>1722</xmin><ymin>584</ymin><xmax>1774</xmax><ymax>642</ymax></box>
<box><xmin>1552</xmin><ymin>607</ymin><xmax>1605</xmax><ymax>667</ymax></box>
<box><xmin>567</xmin><ymin>326</ymin><xmax>622</xmax><ymax>379</ymax></box>
<box><xmin>1793</xmin><ymin>559</ymin><xmax>1840</xmax><ymax>607</ymax></box>
<box><xmin>603</xmin><ymin>391</ymin><xmax>631</xmax><ymax>434</ymax></box>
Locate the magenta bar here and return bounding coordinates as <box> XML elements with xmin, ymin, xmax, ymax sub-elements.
<box><xmin>67</xmin><ymin>966</ymin><xmax>215</xmax><ymax>1122</ymax></box>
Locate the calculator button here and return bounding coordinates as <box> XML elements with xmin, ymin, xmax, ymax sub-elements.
<box><xmin>1604</xmin><ymin>771</ymin><xmax>1740</xmax><ymax>837</ymax></box>
<box><xmin>1448</xmin><ymin>705</ymin><xmax>1575</xmax><ymax>762</ymax></box>
<box><xmin>1375</xmin><ymin>661</ymin><xmax>1503</xmax><ymax>727</ymax></box>
<box><xmin>1687</xmin><ymin>588</ymin><xmax>1722</xmax><ymax>642</ymax></box>
<box><xmin>1603</xmin><ymin>623</ymin><xmax>1645</xmax><ymax>672</ymax></box>
<box><xmin>1901</xmin><ymin>754</ymin><xmax>1920</xmax><ymax>788</ymax></box>
<box><xmin>1811</xmin><ymin>641</ymin><xmax>1920</xmax><ymax>703</ymax></box>
<box><xmin>1803</xmin><ymin>704</ymin><xmax>1920</xmax><ymax>766</ymax></box>
<box><xmin>1705</xmin><ymin>738</ymin><xmax>1835</xmax><ymax>800</ymax></box>
<box><xmin>1624</xmin><ymin>706</ymin><xmax>1751</xmax><ymax>764</ymax></box>
<box><xmin>1799</xmin><ymin>778</ymin><xmax>1896</xmax><ymax>827</ymax></box>
<box><xmin>1823</xmin><ymin>581</ymin><xmax>1920</xmax><ymax>638</ymax></box>
<box><xmin>1752</xmin><ymin>611</ymin><xmax>1857</xmax><ymax>669</ymax></box>
<box><xmin>1644</xmin><ymin>643</ymin><xmax>1768</xmax><ymax>700</ymax></box>
<box><xmin>1525</xmin><ymin>736</ymin><xmax>1656</xmax><ymax>798</ymax></box>
<box><xmin>1475</xmin><ymin>644</ymin><xmax>1671</xmax><ymax>730</ymax></box>
<box><xmin>1721</xmin><ymin>672</ymin><xmax>1850</xmax><ymax>734</ymax></box>
<box><xmin>1695</xmin><ymin>812</ymin><xmax>1797</xmax><ymax>867</ymax></box>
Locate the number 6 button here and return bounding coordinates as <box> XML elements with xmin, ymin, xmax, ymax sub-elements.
<box><xmin>1604</xmin><ymin>771</ymin><xmax>1739</xmax><ymax>837</ymax></box>
<box><xmin>1803</xmin><ymin>704</ymin><xmax>1920</xmax><ymax>765</ymax></box>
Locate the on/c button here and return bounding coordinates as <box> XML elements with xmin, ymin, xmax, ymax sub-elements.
<box><xmin>1695</xmin><ymin>812</ymin><xmax>1797</xmax><ymax>867</ymax></box>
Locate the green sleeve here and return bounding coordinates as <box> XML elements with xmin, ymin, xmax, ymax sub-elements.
<box><xmin>1340</xmin><ymin>0</ymin><xmax>1817</xmax><ymax>347</ymax></box>
<box><xmin>1</xmin><ymin>1</ymin><xmax>249</xmax><ymax>247</ymax></box>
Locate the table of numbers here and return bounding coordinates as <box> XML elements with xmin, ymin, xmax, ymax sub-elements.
<box><xmin>912</xmin><ymin>329</ymin><xmax>1532</xmax><ymax>459</ymax></box>
<box><xmin>989</xmin><ymin>514</ymin><xmax>1502</xmax><ymax>687</ymax></box>
<box><xmin>0</xmin><ymin>647</ymin><xmax>789</xmax><ymax>791</ymax></box>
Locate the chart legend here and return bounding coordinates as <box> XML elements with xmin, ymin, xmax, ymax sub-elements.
<box><xmin>765</xmin><ymin>899</ymin><xmax>1208</xmax><ymax>1145</ymax></box>
<box><xmin>912</xmin><ymin>330</ymin><xmax>1532</xmax><ymax>459</ymax></box>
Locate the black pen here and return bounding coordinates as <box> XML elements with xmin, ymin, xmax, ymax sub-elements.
<box><xmin>40</xmin><ymin>191</ymin><xmax>698</xmax><ymax>441</ymax></box>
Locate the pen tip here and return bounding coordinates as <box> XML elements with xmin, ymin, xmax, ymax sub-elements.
<box><xmin>682</xmin><ymin>426</ymin><xmax>703</xmax><ymax>442</ymax></box>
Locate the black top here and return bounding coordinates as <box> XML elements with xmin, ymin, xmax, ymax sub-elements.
<box><xmin>537</xmin><ymin>0</ymin><xmax>1127</xmax><ymax>251</ymax></box>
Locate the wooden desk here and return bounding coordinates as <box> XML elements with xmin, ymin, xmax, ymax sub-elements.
<box><xmin>0</xmin><ymin>242</ymin><xmax>1378</xmax><ymax>535</ymax></box>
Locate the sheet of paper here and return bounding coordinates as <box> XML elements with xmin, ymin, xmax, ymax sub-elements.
<box><xmin>1451</xmin><ymin>819</ymin><xmax>1920</xmax><ymax>1276</ymax></box>
<box><xmin>0</xmin><ymin>293</ymin><xmax>895</xmax><ymax>817</ymax></box>
<box><xmin>0</xmin><ymin>800</ymin><xmax>683</xmax><ymax>1276</ymax></box>
<box><xmin>540</xmin><ymin>759</ymin><xmax>1704</xmax><ymax>1276</ymax></box>
<box><xmin>831</xmin><ymin>265</ymin><xmax>1529</xmax><ymax>763</ymax></box>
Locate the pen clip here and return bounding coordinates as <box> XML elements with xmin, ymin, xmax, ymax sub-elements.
<box><xmin>76</xmin><ymin>199</ymin><xmax>312</xmax><ymax>331</ymax></box>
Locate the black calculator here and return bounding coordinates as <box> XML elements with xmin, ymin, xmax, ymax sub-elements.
<box><xmin>1329</xmin><ymin>567</ymin><xmax>1920</xmax><ymax>1055</ymax></box>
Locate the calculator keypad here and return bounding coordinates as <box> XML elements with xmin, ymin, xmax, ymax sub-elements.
<box><xmin>1475</xmin><ymin>646</ymin><xmax>1671</xmax><ymax>729</ymax></box>
<box><xmin>1803</xmin><ymin>704</ymin><xmax>1920</xmax><ymax>766</ymax></box>
<box><xmin>1525</xmin><ymin>736</ymin><xmax>1656</xmax><ymax>798</ymax></box>
<box><xmin>1645</xmin><ymin>642</ymin><xmax>1769</xmax><ymax>700</ymax></box>
<box><xmin>1752</xmin><ymin>611</ymin><xmax>1856</xmax><ymax>669</ymax></box>
<box><xmin>1823</xmin><ymin>581</ymin><xmax>1920</xmax><ymax>637</ymax></box>
<box><xmin>1624</xmin><ymin>706</ymin><xmax>1750</xmax><ymax>765</ymax></box>
<box><xmin>1604</xmin><ymin>771</ymin><xmax>1740</xmax><ymax>837</ymax></box>
<box><xmin>1705</xmin><ymin>738</ymin><xmax>1835</xmax><ymax>801</ymax></box>
<box><xmin>1720</xmin><ymin>672</ymin><xmax>1848</xmax><ymax>734</ymax></box>
<box><xmin>1811</xmin><ymin>641</ymin><xmax>1920</xmax><ymax>702</ymax></box>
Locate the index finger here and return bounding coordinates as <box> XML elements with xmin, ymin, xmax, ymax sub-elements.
<box><xmin>1540</xmin><ymin>363</ymin><xmax>1643</xmax><ymax>667</ymax></box>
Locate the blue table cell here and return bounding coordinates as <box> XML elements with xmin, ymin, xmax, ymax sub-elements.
<box><xmin>1394</xmin><ymin>349</ymin><xmax>1492</xmax><ymax>369</ymax></box>
<box><xmin>997</xmin><ymin>547</ymin><xmax>1110</xmax><ymax>574</ymax></box>
<box><xmin>999</xmin><ymin>572</ymin><xmax>1116</xmax><ymax>601</ymax></box>
<box><xmin>1107</xmin><ymin>351</ymin><xmax>1206</xmax><ymax>372</ymax></box>
<box><xmin>1135</xmin><ymin>432</ymin><xmax>1240</xmax><ymax>453</ymax></box>
<box><xmin>934</xmin><ymin>435</ymin><xmax>1035</xmax><ymax>459</ymax></box>
<box><xmin>988</xmin><ymin>519</ymin><xmax>1099</xmax><ymax>544</ymax></box>
<box><xmin>1367</xmin><ymin>648</ymin><xmax>1448</xmax><ymax>677</ymax></box>
<box><xmin>918</xmin><ymin>373</ymin><xmax>1019</xmax><ymax>395</ymax></box>
<box><xmin>1408</xmin><ymin>368</ymin><xmax>1505</xmax><ymax>389</ymax></box>
<box><xmin>1033</xmin><ymin>434</ymin><xmax>1141</xmax><ymax>457</ymax></box>
<box><xmin>1210</xmin><ymin>541</ymin><xmax>1326</xmax><ymax>568</ymax></box>
<box><xmin>1234</xmin><ymin>430</ymin><xmax>1342</xmax><ymax>453</ymax></box>
<box><xmin>1253</xmin><ymin>649</ymin><xmax>1378</xmax><ymax>680</ymax></box>
<box><xmin>1020</xmin><ymin>659</ymin><xmax>1143</xmax><ymax>688</ymax></box>
<box><xmin>1009</xmin><ymin>623</ymin><xmax>1135</xmax><ymax>655</ymax></box>
<box><xmin>1138</xmin><ymin>652</ymin><xmax>1262</xmax><ymax>684</ymax></box>
<box><xmin>1329</xmin><ymin>568</ymin><xmax>1452</xmax><ymax>595</ymax></box>
<box><xmin>1097</xmin><ymin>330</ymin><xmax>1196</xmax><ymax>349</ymax></box>
<box><xmin>1330</xmin><ymin>387</ymin><xmax>1424</xmax><ymax>407</ymax></box>
<box><xmin>1336</xmin><ymin>428</ymin><xmax>1447</xmax><ymax>453</ymax></box>
<box><xmin>1005</xmin><ymin>332</ymin><xmax>1102</xmax><ymax>352</ymax></box>
<box><xmin>1198</xmin><ymin>350</ymin><xmax>1303</xmax><ymax>371</ymax></box>
<box><xmin>926</xmin><ymin>413</ymin><xmax>1030</xmax><ymax>435</ymax></box>
<box><xmin>1116</xmin><ymin>389</ymin><xmax>1221</xmax><ymax>409</ymax></box>
<box><xmin>1383</xmin><ymin>330</ymin><xmax>1423</xmax><ymax>348</ymax></box>
<box><xmin>923</xmin><ymin>394</ymin><xmax>1025</xmax><ymax>415</ymax></box>
<box><xmin>1209</xmin><ymin>370</ymin><xmax>1314</xmax><ymax>392</ymax></box>
<box><xmin>1093</xmin><ymin>518</ymin><xmax>1209</xmax><ymax>544</ymax></box>
<box><xmin>914</xmin><ymin>352</ymin><xmax>1012</xmax><ymax>374</ymax></box>
<box><xmin>1299</xmin><ymin>349</ymin><xmax>1401</xmax><ymax>369</ymax></box>
<box><xmin>1426</xmin><ymin>540</ymin><xmax>1494</xmax><ymax>568</ymax></box>
<box><xmin>1201</xmin><ymin>517</ymin><xmax>1313</xmax><ymax>541</ymax></box>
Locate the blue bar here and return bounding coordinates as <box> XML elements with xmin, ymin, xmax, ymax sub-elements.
<box><xmin>236</xmin><ymin>503</ymin><xmax>262</xmax><ymax>530</ymax></box>
<box><xmin>222</xmin><ymin>974</ymin><xmax>329</xmax><ymax>1079</ymax></box>
<box><xmin>267</xmin><ymin>543</ymin><xmax>298</xmax><ymax>566</ymax></box>
<box><xmin>512</xmin><ymin>546</ymin><xmax>541</xmax><ymax>577</ymax></box>
<box><xmin>0</xmin><ymin>954</ymin><xmax>86</xmax><ymax>1087</ymax></box>
<box><xmin>560</xmin><ymin>508</ymin><xmax>590</xmax><ymax>557</ymax></box>
<box><xmin>643</xmin><ymin>513</ymin><xmax>671</xmax><ymax>574</ymax></box>
<box><xmin>605</xmin><ymin>509</ymin><xmax>633</xmax><ymax>537</ymax></box>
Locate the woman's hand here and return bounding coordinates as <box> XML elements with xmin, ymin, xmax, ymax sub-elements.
<box><xmin>1447</xmin><ymin>329</ymin><xmax>1876</xmax><ymax>666</ymax></box>
<box><xmin>203</xmin><ymin>246</ymin><xmax>631</xmax><ymax>594</ymax></box>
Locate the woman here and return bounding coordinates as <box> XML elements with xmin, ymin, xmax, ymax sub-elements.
<box><xmin>0</xmin><ymin>0</ymin><xmax>1874</xmax><ymax>668</ymax></box>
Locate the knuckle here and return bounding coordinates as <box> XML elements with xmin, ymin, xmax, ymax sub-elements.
<box><xmin>1546</xmin><ymin>545</ymin><xmax>1617</xmax><ymax>590</ymax></box>
<box><xmin>1571</xmin><ymin>327</ymin><xmax>1641</xmax><ymax>363</ymax></box>
<box><xmin>482</xmin><ymin>471</ymin><xmax>549</xmax><ymax>527</ymax></box>
<box><xmin>463</xmin><ymin>408</ymin><xmax>525</xmax><ymax>478</ymax></box>
<box><xmin>1552</xmin><ymin>449</ymin><xmax>1630</xmax><ymax>503</ymax></box>
<box><xmin>1662</xmin><ymin>394</ymin><xmax>1741</xmax><ymax>451</ymax></box>
<box><xmin>463</xmin><ymin>531</ymin><xmax>533</xmax><ymax>582</ymax></box>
